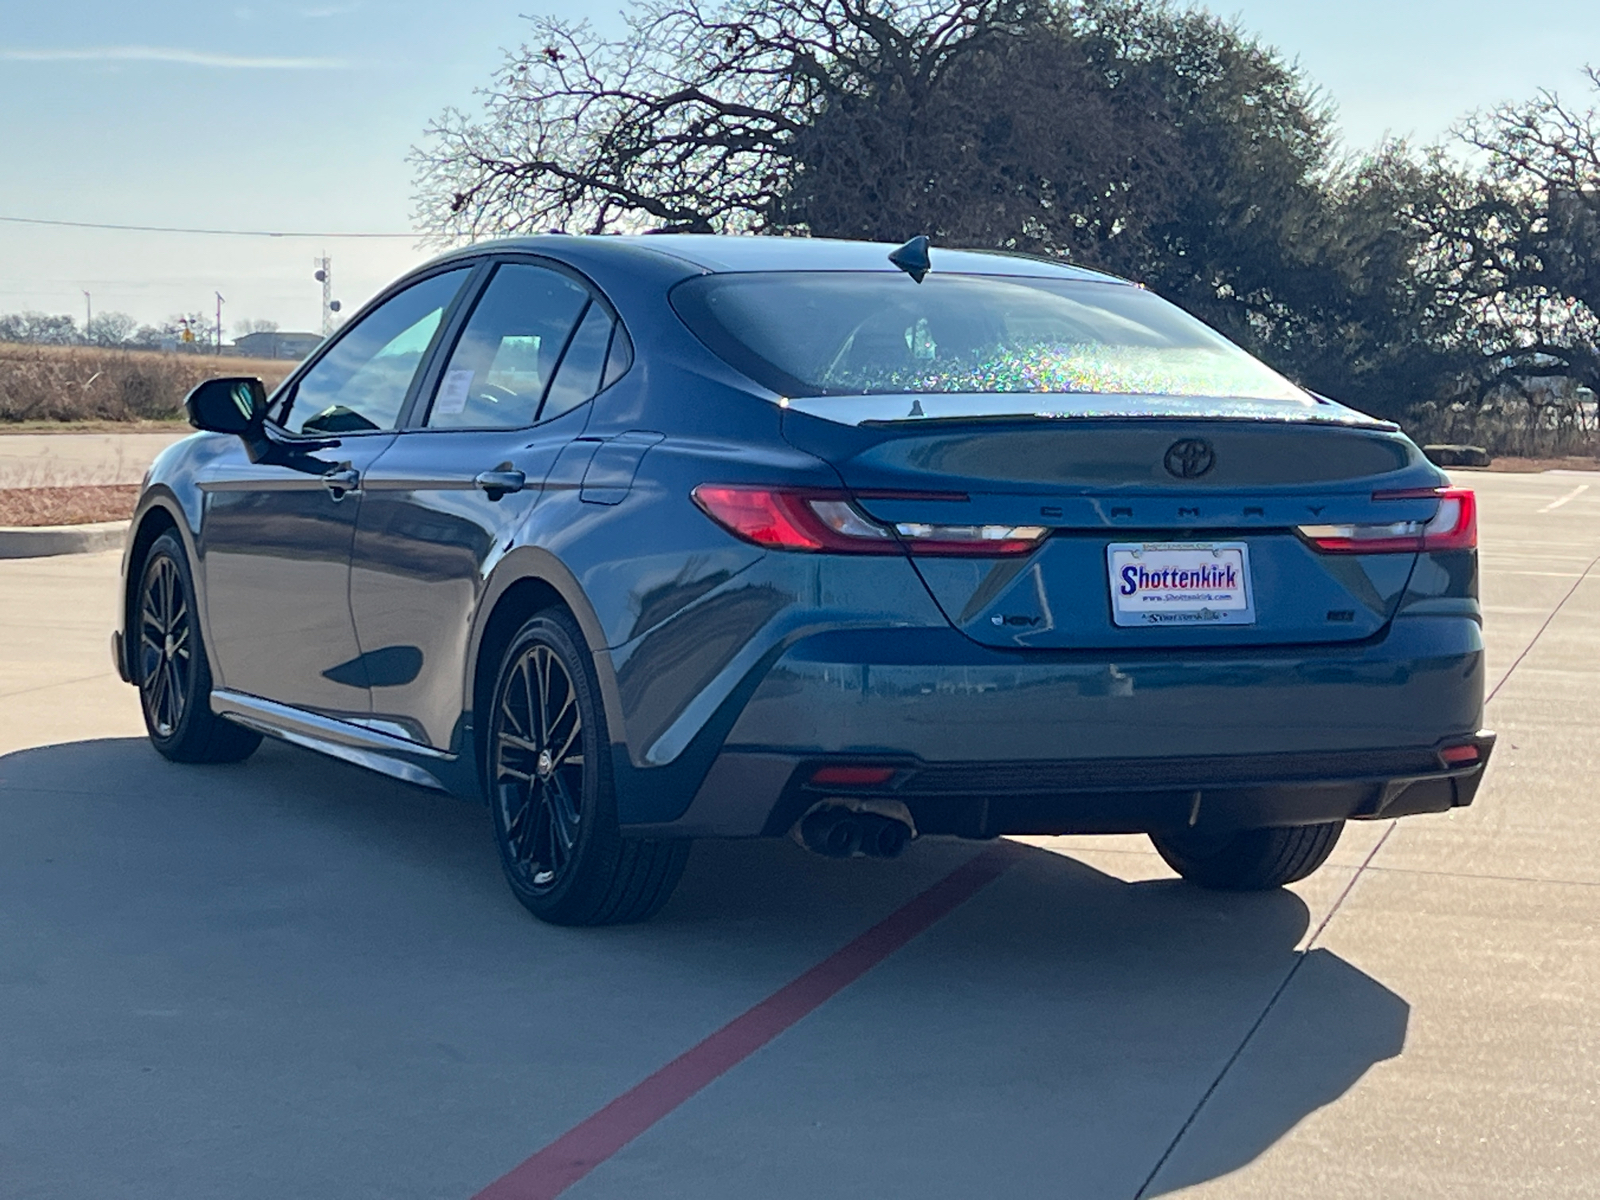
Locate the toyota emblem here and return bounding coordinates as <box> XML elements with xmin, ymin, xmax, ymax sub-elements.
<box><xmin>1164</xmin><ymin>438</ymin><xmax>1216</xmax><ymax>479</ymax></box>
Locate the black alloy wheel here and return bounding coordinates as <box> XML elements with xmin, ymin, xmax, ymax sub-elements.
<box><xmin>487</xmin><ymin>610</ymin><xmax>688</xmax><ymax>925</ymax></box>
<box><xmin>139</xmin><ymin>550</ymin><xmax>192</xmax><ymax>740</ymax></box>
<box><xmin>135</xmin><ymin>532</ymin><xmax>262</xmax><ymax>764</ymax></box>
<box><xmin>495</xmin><ymin>640</ymin><xmax>585</xmax><ymax>890</ymax></box>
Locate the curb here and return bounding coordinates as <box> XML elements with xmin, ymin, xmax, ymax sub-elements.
<box><xmin>0</xmin><ymin>520</ymin><xmax>129</xmax><ymax>560</ymax></box>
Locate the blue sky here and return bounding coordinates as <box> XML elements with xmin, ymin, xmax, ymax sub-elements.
<box><xmin>2</xmin><ymin>0</ymin><xmax>1597</xmax><ymax>333</ymax></box>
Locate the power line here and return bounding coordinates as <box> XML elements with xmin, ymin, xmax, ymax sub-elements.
<box><xmin>0</xmin><ymin>214</ymin><xmax>416</xmax><ymax>239</ymax></box>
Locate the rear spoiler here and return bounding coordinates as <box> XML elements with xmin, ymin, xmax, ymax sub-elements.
<box><xmin>782</xmin><ymin>392</ymin><xmax>1398</xmax><ymax>430</ymax></box>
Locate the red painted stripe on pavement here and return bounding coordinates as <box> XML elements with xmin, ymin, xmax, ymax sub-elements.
<box><xmin>472</xmin><ymin>844</ymin><xmax>1020</xmax><ymax>1200</ymax></box>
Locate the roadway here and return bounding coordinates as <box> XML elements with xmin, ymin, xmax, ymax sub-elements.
<box><xmin>0</xmin><ymin>429</ymin><xmax>187</xmax><ymax>489</ymax></box>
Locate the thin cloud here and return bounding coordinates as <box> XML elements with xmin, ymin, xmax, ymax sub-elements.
<box><xmin>0</xmin><ymin>45</ymin><xmax>349</xmax><ymax>69</ymax></box>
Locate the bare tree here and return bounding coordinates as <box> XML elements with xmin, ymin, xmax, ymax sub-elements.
<box><xmin>413</xmin><ymin>0</ymin><xmax>1044</xmax><ymax>240</ymax></box>
<box><xmin>410</xmin><ymin>0</ymin><xmax>1334</xmax><ymax>261</ymax></box>
<box><xmin>0</xmin><ymin>312</ymin><xmax>79</xmax><ymax>345</ymax></box>
<box><xmin>87</xmin><ymin>311</ymin><xmax>139</xmax><ymax>346</ymax></box>
<box><xmin>410</xmin><ymin>0</ymin><xmax>1350</xmax><ymax>368</ymax></box>
<box><xmin>419</xmin><ymin>0</ymin><xmax>1577</xmax><ymax>424</ymax></box>
<box><xmin>1428</xmin><ymin>68</ymin><xmax>1600</xmax><ymax>395</ymax></box>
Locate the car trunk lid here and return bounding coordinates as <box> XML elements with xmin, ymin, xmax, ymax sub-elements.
<box><xmin>781</xmin><ymin>407</ymin><xmax>1443</xmax><ymax>650</ymax></box>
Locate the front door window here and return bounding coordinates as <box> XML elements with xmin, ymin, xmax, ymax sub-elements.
<box><xmin>275</xmin><ymin>268</ymin><xmax>472</xmax><ymax>435</ymax></box>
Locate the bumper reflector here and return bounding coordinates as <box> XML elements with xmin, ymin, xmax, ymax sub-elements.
<box><xmin>1439</xmin><ymin>743</ymin><xmax>1482</xmax><ymax>766</ymax></box>
<box><xmin>810</xmin><ymin>765</ymin><xmax>897</xmax><ymax>786</ymax></box>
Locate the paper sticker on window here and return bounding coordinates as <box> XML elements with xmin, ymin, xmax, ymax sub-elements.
<box><xmin>434</xmin><ymin>368</ymin><xmax>475</xmax><ymax>417</ymax></box>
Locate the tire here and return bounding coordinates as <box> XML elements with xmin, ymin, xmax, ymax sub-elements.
<box><xmin>135</xmin><ymin>532</ymin><xmax>262</xmax><ymax>764</ymax></box>
<box><xmin>486</xmin><ymin>609</ymin><xmax>689</xmax><ymax>926</ymax></box>
<box><xmin>1150</xmin><ymin>820</ymin><xmax>1344</xmax><ymax>891</ymax></box>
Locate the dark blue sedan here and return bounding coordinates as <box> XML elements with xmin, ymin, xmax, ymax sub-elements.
<box><xmin>114</xmin><ymin>235</ymin><xmax>1492</xmax><ymax>924</ymax></box>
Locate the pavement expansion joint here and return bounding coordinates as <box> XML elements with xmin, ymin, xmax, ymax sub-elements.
<box><xmin>0</xmin><ymin>670</ymin><xmax>120</xmax><ymax>701</ymax></box>
<box><xmin>1485</xmin><ymin>551</ymin><xmax>1600</xmax><ymax>703</ymax></box>
<box><xmin>1133</xmin><ymin>821</ymin><xmax>1399</xmax><ymax>1199</ymax></box>
<box><xmin>1365</xmin><ymin>864</ymin><xmax>1600</xmax><ymax>890</ymax></box>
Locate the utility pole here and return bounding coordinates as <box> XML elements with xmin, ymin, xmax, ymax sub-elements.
<box><xmin>82</xmin><ymin>291</ymin><xmax>91</xmax><ymax>343</ymax></box>
<box><xmin>215</xmin><ymin>292</ymin><xmax>225</xmax><ymax>355</ymax></box>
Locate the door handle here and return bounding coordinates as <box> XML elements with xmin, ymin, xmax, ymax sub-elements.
<box><xmin>322</xmin><ymin>466</ymin><xmax>361</xmax><ymax>499</ymax></box>
<box><xmin>474</xmin><ymin>469</ymin><xmax>526</xmax><ymax>500</ymax></box>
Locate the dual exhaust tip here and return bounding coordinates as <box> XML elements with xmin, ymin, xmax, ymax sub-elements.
<box><xmin>795</xmin><ymin>800</ymin><xmax>916</xmax><ymax>859</ymax></box>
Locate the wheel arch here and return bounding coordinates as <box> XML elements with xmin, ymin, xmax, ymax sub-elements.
<box><xmin>119</xmin><ymin>497</ymin><xmax>188</xmax><ymax>682</ymax></box>
<box><xmin>466</xmin><ymin>548</ymin><xmax>622</xmax><ymax>790</ymax></box>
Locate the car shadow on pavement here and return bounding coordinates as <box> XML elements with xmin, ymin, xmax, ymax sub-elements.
<box><xmin>652</xmin><ymin>837</ymin><xmax>1411</xmax><ymax>1199</ymax></box>
<box><xmin>1</xmin><ymin>736</ymin><xmax>1407</xmax><ymax>1200</ymax></box>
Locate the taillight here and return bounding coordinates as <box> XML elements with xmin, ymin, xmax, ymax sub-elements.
<box><xmin>689</xmin><ymin>486</ymin><xmax>889</xmax><ymax>552</ymax></box>
<box><xmin>690</xmin><ymin>485</ymin><xmax>1047</xmax><ymax>556</ymax></box>
<box><xmin>1414</xmin><ymin>487</ymin><xmax>1477</xmax><ymax>551</ymax></box>
<box><xmin>1298</xmin><ymin>487</ymin><xmax>1476</xmax><ymax>554</ymax></box>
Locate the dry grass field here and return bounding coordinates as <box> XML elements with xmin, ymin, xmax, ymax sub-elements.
<box><xmin>0</xmin><ymin>484</ymin><xmax>139</xmax><ymax>526</ymax></box>
<box><xmin>0</xmin><ymin>343</ymin><xmax>296</xmax><ymax>423</ymax></box>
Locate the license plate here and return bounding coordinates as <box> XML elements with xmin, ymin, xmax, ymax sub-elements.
<box><xmin>1107</xmin><ymin>542</ymin><xmax>1256</xmax><ymax>627</ymax></box>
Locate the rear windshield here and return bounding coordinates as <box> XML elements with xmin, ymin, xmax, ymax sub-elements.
<box><xmin>671</xmin><ymin>271</ymin><xmax>1306</xmax><ymax>403</ymax></box>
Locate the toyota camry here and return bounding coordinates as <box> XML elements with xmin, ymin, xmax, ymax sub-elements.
<box><xmin>114</xmin><ymin>235</ymin><xmax>1493</xmax><ymax>924</ymax></box>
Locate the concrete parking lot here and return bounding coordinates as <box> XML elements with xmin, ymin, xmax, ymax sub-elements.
<box><xmin>2</xmin><ymin>469</ymin><xmax>1596</xmax><ymax>1199</ymax></box>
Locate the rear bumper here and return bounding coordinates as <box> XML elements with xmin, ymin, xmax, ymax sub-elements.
<box><xmin>621</xmin><ymin>615</ymin><xmax>1490</xmax><ymax>837</ymax></box>
<box><xmin>638</xmin><ymin>734</ymin><xmax>1494</xmax><ymax>839</ymax></box>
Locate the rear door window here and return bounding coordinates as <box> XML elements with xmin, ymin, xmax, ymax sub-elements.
<box><xmin>541</xmin><ymin>302</ymin><xmax>616</xmax><ymax>422</ymax></box>
<box><xmin>424</xmin><ymin>263</ymin><xmax>595</xmax><ymax>429</ymax></box>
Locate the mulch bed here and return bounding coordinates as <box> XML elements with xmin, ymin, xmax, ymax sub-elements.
<box><xmin>0</xmin><ymin>485</ymin><xmax>140</xmax><ymax>527</ymax></box>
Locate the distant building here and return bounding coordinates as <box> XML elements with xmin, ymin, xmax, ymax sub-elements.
<box><xmin>232</xmin><ymin>331</ymin><xmax>323</xmax><ymax>360</ymax></box>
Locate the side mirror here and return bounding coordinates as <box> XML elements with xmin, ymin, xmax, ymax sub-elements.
<box><xmin>185</xmin><ymin>376</ymin><xmax>267</xmax><ymax>436</ymax></box>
